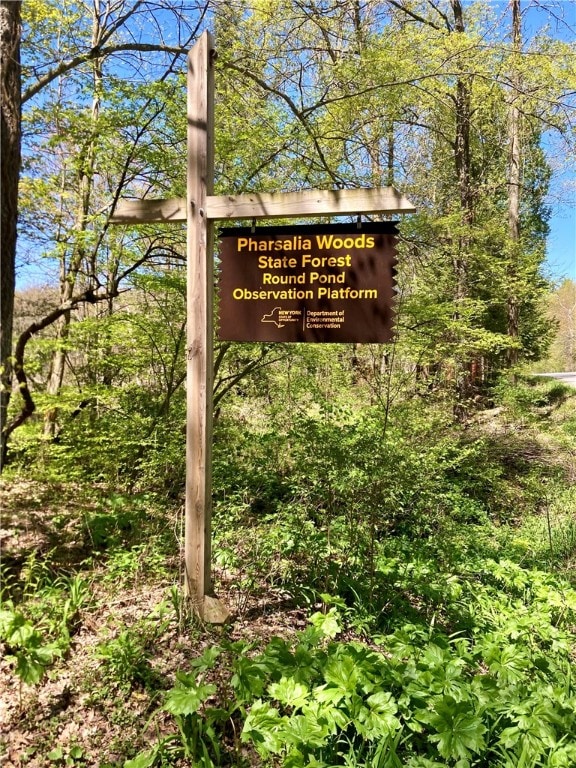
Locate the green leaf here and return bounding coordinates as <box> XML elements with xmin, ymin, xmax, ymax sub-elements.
<box><xmin>421</xmin><ymin>643</ymin><xmax>452</xmax><ymax>669</ymax></box>
<box><xmin>308</xmin><ymin>608</ymin><xmax>341</xmax><ymax>639</ymax></box>
<box><xmin>323</xmin><ymin>651</ymin><xmax>359</xmax><ymax>692</ymax></box>
<box><xmin>314</xmin><ymin>683</ymin><xmax>346</xmax><ymax>706</ymax></box>
<box><xmin>242</xmin><ymin>700</ymin><xmax>287</xmax><ymax>756</ymax></box>
<box><xmin>231</xmin><ymin>655</ymin><xmax>270</xmax><ymax>700</ymax></box>
<box><xmin>367</xmin><ymin>690</ymin><xmax>398</xmax><ymax>713</ymax></box>
<box><xmin>163</xmin><ymin>682</ymin><xmax>216</xmax><ymax>716</ymax></box>
<box><xmin>0</xmin><ymin>607</ymin><xmax>14</xmax><ymax>635</ymax></box>
<box><xmin>358</xmin><ymin>691</ymin><xmax>401</xmax><ymax>738</ymax></box>
<box><xmin>13</xmin><ymin>644</ymin><xmax>58</xmax><ymax>685</ymax></box>
<box><xmin>547</xmin><ymin>743</ymin><xmax>576</xmax><ymax>768</ymax></box>
<box><xmin>8</xmin><ymin>618</ymin><xmax>37</xmax><ymax>647</ymax></box>
<box><xmin>191</xmin><ymin>645</ymin><xmax>222</xmax><ymax>673</ymax></box>
<box><xmin>34</xmin><ymin>645</ymin><xmax>60</xmax><ymax>664</ymax></box>
<box><xmin>417</xmin><ymin>698</ymin><xmax>486</xmax><ymax>760</ymax></box>
<box><xmin>405</xmin><ymin>759</ymin><xmax>446</xmax><ymax>768</ymax></box>
<box><xmin>284</xmin><ymin>712</ymin><xmax>331</xmax><ymax>748</ymax></box>
<box><xmin>268</xmin><ymin>677</ymin><xmax>310</xmax><ymax>710</ymax></box>
<box><xmin>482</xmin><ymin>642</ymin><xmax>531</xmax><ymax>684</ymax></box>
<box><xmin>283</xmin><ymin>748</ymin><xmax>309</xmax><ymax>768</ymax></box>
<box><xmin>123</xmin><ymin>746</ymin><xmax>159</xmax><ymax>768</ymax></box>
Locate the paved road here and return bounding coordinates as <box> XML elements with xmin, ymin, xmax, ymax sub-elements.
<box><xmin>533</xmin><ymin>372</ymin><xmax>576</xmax><ymax>388</ymax></box>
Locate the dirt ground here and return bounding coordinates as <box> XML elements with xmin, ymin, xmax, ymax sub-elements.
<box><xmin>0</xmin><ymin>479</ymin><xmax>308</xmax><ymax>767</ymax></box>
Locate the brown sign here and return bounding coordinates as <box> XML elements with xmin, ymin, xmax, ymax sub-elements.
<box><xmin>217</xmin><ymin>223</ymin><xmax>398</xmax><ymax>343</ymax></box>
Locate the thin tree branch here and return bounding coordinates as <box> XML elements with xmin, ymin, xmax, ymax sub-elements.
<box><xmin>384</xmin><ymin>0</ymin><xmax>443</xmax><ymax>30</ymax></box>
<box><xmin>23</xmin><ymin>42</ymin><xmax>188</xmax><ymax>103</ymax></box>
<box><xmin>2</xmin><ymin>286</ymin><xmax>116</xmax><ymax>445</ymax></box>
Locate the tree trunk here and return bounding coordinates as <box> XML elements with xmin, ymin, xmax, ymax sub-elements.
<box><xmin>507</xmin><ymin>0</ymin><xmax>522</xmax><ymax>368</ymax></box>
<box><xmin>43</xmin><ymin>311</ymin><xmax>71</xmax><ymax>439</ymax></box>
<box><xmin>452</xmin><ymin>0</ymin><xmax>474</xmax><ymax>237</ymax></box>
<box><xmin>450</xmin><ymin>0</ymin><xmax>474</xmax><ymax>412</ymax></box>
<box><xmin>0</xmin><ymin>1</ymin><xmax>22</xmax><ymax>470</ymax></box>
<box><xmin>44</xmin><ymin>5</ymin><xmax>103</xmax><ymax>437</ymax></box>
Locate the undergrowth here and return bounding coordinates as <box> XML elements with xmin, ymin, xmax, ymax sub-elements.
<box><xmin>1</xmin><ymin>376</ymin><xmax>575</xmax><ymax>766</ymax></box>
<box><xmin>129</xmin><ymin>565</ymin><xmax>576</xmax><ymax>767</ymax></box>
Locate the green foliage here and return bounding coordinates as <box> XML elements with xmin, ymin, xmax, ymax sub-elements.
<box><xmin>162</xmin><ymin>674</ymin><xmax>223</xmax><ymax>765</ymax></box>
<box><xmin>0</xmin><ymin>565</ymin><xmax>87</xmax><ymax>695</ymax></box>
<box><xmin>213</xmin><ymin>395</ymin><xmax>563</xmax><ymax>621</ymax></box>
<box><xmin>0</xmin><ymin>601</ymin><xmax>61</xmax><ymax>687</ymax></box>
<box><xmin>493</xmin><ymin>376</ymin><xmax>575</xmax><ymax>419</ymax></box>
<box><xmin>5</xmin><ymin>365</ymin><xmax>575</xmax><ymax>765</ymax></box>
<box><xmin>94</xmin><ymin>605</ymin><xmax>176</xmax><ymax>693</ymax></box>
<box><xmin>47</xmin><ymin>744</ymin><xmax>85</xmax><ymax>766</ymax></box>
<box><xmin>124</xmin><ymin>646</ymin><xmax>233</xmax><ymax>767</ymax></box>
<box><xmin>95</xmin><ymin>628</ymin><xmax>156</xmax><ymax>691</ymax></box>
<box><xmin>83</xmin><ymin>493</ymin><xmax>151</xmax><ymax>550</ymax></box>
<box><xmin>130</xmin><ymin>569</ymin><xmax>576</xmax><ymax>766</ymax></box>
<box><xmin>32</xmin><ymin>386</ymin><xmax>186</xmax><ymax>491</ymax></box>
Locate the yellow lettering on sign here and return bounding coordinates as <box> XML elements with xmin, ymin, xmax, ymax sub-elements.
<box><xmin>262</xmin><ymin>273</ymin><xmax>306</xmax><ymax>285</ymax></box>
<box><xmin>232</xmin><ymin>287</ymin><xmax>313</xmax><ymax>300</ymax></box>
<box><xmin>309</xmin><ymin>271</ymin><xmax>346</xmax><ymax>285</ymax></box>
<box><xmin>315</xmin><ymin>234</ymin><xmax>375</xmax><ymax>250</ymax></box>
<box><xmin>237</xmin><ymin>236</ymin><xmax>312</xmax><ymax>252</ymax></box>
<box><xmin>317</xmin><ymin>287</ymin><xmax>378</xmax><ymax>299</ymax></box>
<box><xmin>301</xmin><ymin>254</ymin><xmax>352</xmax><ymax>268</ymax></box>
<box><xmin>258</xmin><ymin>255</ymin><xmax>298</xmax><ymax>269</ymax></box>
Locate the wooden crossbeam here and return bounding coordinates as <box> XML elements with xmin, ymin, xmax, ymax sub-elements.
<box><xmin>109</xmin><ymin>197</ymin><xmax>187</xmax><ymax>223</ymax></box>
<box><xmin>209</xmin><ymin>187</ymin><xmax>416</xmax><ymax>220</ymax></box>
<box><xmin>109</xmin><ymin>186</ymin><xmax>416</xmax><ymax>225</ymax></box>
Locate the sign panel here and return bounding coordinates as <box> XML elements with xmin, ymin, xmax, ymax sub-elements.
<box><xmin>218</xmin><ymin>222</ymin><xmax>398</xmax><ymax>343</ymax></box>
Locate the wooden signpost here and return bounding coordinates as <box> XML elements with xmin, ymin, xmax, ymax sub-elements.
<box><xmin>110</xmin><ymin>31</ymin><xmax>415</xmax><ymax>622</ymax></box>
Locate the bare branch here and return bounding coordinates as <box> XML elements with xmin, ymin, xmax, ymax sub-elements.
<box><xmin>2</xmin><ymin>286</ymin><xmax>117</xmax><ymax>445</ymax></box>
<box><xmin>384</xmin><ymin>0</ymin><xmax>443</xmax><ymax>31</ymax></box>
<box><xmin>23</xmin><ymin>42</ymin><xmax>188</xmax><ymax>103</ymax></box>
<box><xmin>213</xmin><ymin>348</ymin><xmax>288</xmax><ymax>409</ymax></box>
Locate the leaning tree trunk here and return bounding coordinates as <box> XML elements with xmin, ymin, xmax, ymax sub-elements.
<box><xmin>0</xmin><ymin>1</ymin><xmax>22</xmax><ymax>470</ymax></box>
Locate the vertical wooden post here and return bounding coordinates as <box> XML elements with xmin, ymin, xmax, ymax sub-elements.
<box><xmin>185</xmin><ymin>31</ymin><xmax>217</xmax><ymax>618</ymax></box>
